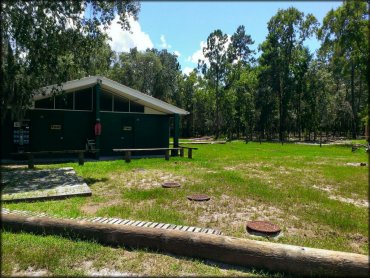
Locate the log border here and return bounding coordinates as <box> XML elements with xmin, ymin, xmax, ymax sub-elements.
<box><xmin>2</xmin><ymin>213</ymin><xmax>368</xmax><ymax>277</ymax></box>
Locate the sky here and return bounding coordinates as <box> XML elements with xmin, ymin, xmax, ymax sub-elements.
<box><xmin>104</xmin><ymin>1</ymin><xmax>343</xmax><ymax>75</ymax></box>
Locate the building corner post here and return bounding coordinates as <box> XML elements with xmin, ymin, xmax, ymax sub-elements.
<box><xmin>173</xmin><ymin>114</ymin><xmax>180</xmax><ymax>156</ymax></box>
<box><xmin>94</xmin><ymin>81</ymin><xmax>101</xmax><ymax>159</ymax></box>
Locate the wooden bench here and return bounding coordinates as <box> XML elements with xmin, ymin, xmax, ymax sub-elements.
<box><xmin>11</xmin><ymin>150</ymin><xmax>99</xmax><ymax>169</ymax></box>
<box><xmin>351</xmin><ymin>144</ymin><xmax>367</xmax><ymax>152</ymax></box>
<box><xmin>178</xmin><ymin>146</ymin><xmax>198</xmax><ymax>159</ymax></box>
<box><xmin>113</xmin><ymin>147</ymin><xmax>195</xmax><ymax>163</ymax></box>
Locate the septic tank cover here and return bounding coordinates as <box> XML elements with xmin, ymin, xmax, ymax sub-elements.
<box><xmin>187</xmin><ymin>194</ymin><xmax>210</xmax><ymax>201</ymax></box>
<box><xmin>246</xmin><ymin>221</ymin><xmax>281</xmax><ymax>235</ymax></box>
<box><xmin>162</xmin><ymin>182</ymin><xmax>181</xmax><ymax>188</ymax></box>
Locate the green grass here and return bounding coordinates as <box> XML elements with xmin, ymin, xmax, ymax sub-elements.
<box><xmin>2</xmin><ymin>141</ymin><xmax>368</xmax><ymax>276</ymax></box>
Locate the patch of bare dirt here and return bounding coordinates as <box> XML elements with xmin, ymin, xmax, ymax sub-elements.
<box><xmin>312</xmin><ymin>184</ymin><xmax>334</xmax><ymax>193</ymax></box>
<box><xmin>12</xmin><ymin>266</ymin><xmax>50</xmax><ymax>277</ymax></box>
<box><xmin>345</xmin><ymin>162</ymin><xmax>367</xmax><ymax>167</ymax></box>
<box><xmin>169</xmin><ymin>194</ymin><xmax>286</xmax><ymax>236</ymax></box>
<box><xmin>285</xmin><ymin>226</ymin><xmax>317</xmax><ymax>238</ymax></box>
<box><xmin>312</xmin><ymin>184</ymin><xmax>368</xmax><ymax>208</ymax></box>
<box><xmin>79</xmin><ymin>261</ymin><xmax>138</xmax><ymax>277</ymax></box>
<box><xmin>328</xmin><ymin>195</ymin><xmax>368</xmax><ymax>208</ymax></box>
<box><xmin>346</xmin><ymin>233</ymin><xmax>368</xmax><ymax>253</ymax></box>
<box><xmin>81</xmin><ymin>199</ymin><xmax>122</xmax><ymax>215</ymax></box>
<box><xmin>110</xmin><ymin>170</ymin><xmax>189</xmax><ymax>190</ymax></box>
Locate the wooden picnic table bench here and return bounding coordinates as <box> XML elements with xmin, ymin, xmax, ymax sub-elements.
<box><xmin>11</xmin><ymin>149</ymin><xmax>99</xmax><ymax>169</ymax></box>
<box><xmin>113</xmin><ymin>147</ymin><xmax>196</xmax><ymax>163</ymax></box>
<box><xmin>351</xmin><ymin>144</ymin><xmax>368</xmax><ymax>152</ymax></box>
<box><xmin>178</xmin><ymin>146</ymin><xmax>198</xmax><ymax>159</ymax></box>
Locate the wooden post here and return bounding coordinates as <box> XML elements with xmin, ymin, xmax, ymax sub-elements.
<box><xmin>124</xmin><ymin>151</ymin><xmax>131</xmax><ymax>163</ymax></box>
<box><xmin>27</xmin><ymin>153</ymin><xmax>34</xmax><ymax>169</ymax></box>
<box><xmin>188</xmin><ymin>148</ymin><xmax>193</xmax><ymax>159</ymax></box>
<box><xmin>2</xmin><ymin>213</ymin><xmax>368</xmax><ymax>277</ymax></box>
<box><xmin>173</xmin><ymin>114</ymin><xmax>180</xmax><ymax>157</ymax></box>
<box><xmin>94</xmin><ymin>81</ymin><xmax>101</xmax><ymax>160</ymax></box>
<box><xmin>78</xmin><ymin>152</ymin><xmax>84</xmax><ymax>166</ymax></box>
<box><xmin>165</xmin><ymin>150</ymin><xmax>170</xmax><ymax>161</ymax></box>
<box><xmin>180</xmin><ymin>148</ymin><xmax>184</xmax><ymax>157</ymax></box>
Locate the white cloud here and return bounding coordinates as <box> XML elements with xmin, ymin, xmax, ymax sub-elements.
<box><xmin>187</xmin><ymin>36</ymin><xmax>232</xmax><ymax>66</ymax></box>
<box><xmin>173</xmin><ymin>50</ymin><xmax>181</xmax><ymax>57</ymax></box>
<box><xmin>159</xmin><ymin>34</ymin><xmax>172</xmax><ymax>49</ymax></box>
<box><xmin>183</xmin><ymin>67</ymin><xmax>194</xmax><ymax>76</ymax></box>
<box><xmin>187</xmin><ymin>41</ymin><xmax>207</xmax><ymax>64</ymax></box>
<box><xmin>104</xmin><ymin>15</ymin><xmax>153</xmax><ymax>53</ymax></box>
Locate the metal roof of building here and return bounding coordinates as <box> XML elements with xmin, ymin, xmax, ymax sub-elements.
<box><xmin>34</xmin><ymin>76</ymin><xmax>189</xmax><ymax>115</ymax></box>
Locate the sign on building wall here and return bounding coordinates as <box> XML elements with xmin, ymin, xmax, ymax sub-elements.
<box><xmin>123</xmin><ymin>126</ymin><xmax>132</xmax><ymax>131</ymax></box>
<box><xmin>13</xmin><ymin>121</ymin><xmax>30</xmax><ymax>145</ymax></box>
<box><xmin>50</xmin><ymin>124</ymin><xmax>62</xmax><ymax>130</ymax></box>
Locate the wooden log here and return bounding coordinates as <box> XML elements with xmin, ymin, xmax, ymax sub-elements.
<box><xmin>27</xmin><ymin>153</ymin><xmax>34</xmax><ymax>169</ymax></box>
<box><xmin>124</xmin><ymin>151</ymin><xmax>131</xmax><ymax>163</ymax></box>
<box><xmin>2</xmin><ymin>213</ymin><xmax>368</xmax><ymax>277</ymax></box>
<box><xmin>78</xmin><ymin>152</ymin><xmax>84</xmax><ymax>166</ymax></box>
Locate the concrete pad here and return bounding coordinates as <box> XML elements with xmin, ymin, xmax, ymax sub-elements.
<box><xmin>1</xmin><ymin>167</ymin><xmax>91</xmax><ymax>202</ymax></box>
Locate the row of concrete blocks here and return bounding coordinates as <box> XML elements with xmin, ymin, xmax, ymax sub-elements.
<box><xmin>1</xmin><ymin>208</ymin><xmax>222</xmax><ymax>236</ymax></box>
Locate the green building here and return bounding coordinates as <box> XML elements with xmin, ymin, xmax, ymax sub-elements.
<box><xmin>2</xmin><ymin>76</ymin><xmax>188</xmax><ymax>158</ymax></box>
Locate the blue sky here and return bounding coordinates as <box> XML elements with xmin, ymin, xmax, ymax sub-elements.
<box><xmin>105</xmin><ymin>1</ymin><xmax>343</xmax><ymax>74</ymax></box>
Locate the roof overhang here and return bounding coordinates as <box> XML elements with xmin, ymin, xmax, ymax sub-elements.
<box><xmin>34</xmin><ymin>76</ymin><xmax>189</xmax><ymax>115</ymax></box>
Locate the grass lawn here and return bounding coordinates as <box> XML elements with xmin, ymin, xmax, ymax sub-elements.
<box><xmin>2</xmin><ymin>141</ymin><xmax>368</xmax><ymax>276</ymax></box>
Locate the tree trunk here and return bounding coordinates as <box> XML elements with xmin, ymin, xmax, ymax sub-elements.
<box><xmin>351</xmin><ymin>61</ymin><xmax>356</xmax><ymax>139</ymax></box>
<box><xmin>278</xmin><ymin>85</ymin><xmax>283</xmax><ymax>142</ymax></box>
<box><xmin>298</xmin><ymin>82</ymin><xmax>302</xmax><ymax>141</ymax></box>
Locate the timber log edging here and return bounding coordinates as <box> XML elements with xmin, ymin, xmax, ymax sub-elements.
<box><xmin>2</xmin><ymin>210</ymin><xmax>369</xmax><ymax>277</ymax></box>
<box><xmin>1</xmin><ymin>208</ymin><xmax>222</xmax><ymax>235</ymax></box>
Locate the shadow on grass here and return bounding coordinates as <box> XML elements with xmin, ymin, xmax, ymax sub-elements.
<box><xmin>83</xmin><ymin>177</ymin><xmax>108</xmax><ymax>186</ymax></box>
<box><xmin>2</xmin><ymin>168</ymin><xmax>85</xmax><ymax>194</ymax></box>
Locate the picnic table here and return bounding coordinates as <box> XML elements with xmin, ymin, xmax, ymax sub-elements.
<box><xmin>113</xmin><ymin>147</ymin><xmax>197</xmax><ymax>162</ymax></box>
<box><xmin>11</xmin><ymin>149</ymin><xmax>99</xmax><ymax>169</ymax></box>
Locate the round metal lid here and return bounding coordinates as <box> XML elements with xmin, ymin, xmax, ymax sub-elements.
<box><xmin>246</xmin><ymin>221</ymin><xmax>281</xmax><ymax>236</ymax></box>
<box><xmin>162</xmin><ymin>182</ymin><xmax>181</xmax><ymax>188</ymax></box>
<box><xmin>187</xmin><ymin>194</ymin><xmax>210</xmax><ymax>201</ymax></box>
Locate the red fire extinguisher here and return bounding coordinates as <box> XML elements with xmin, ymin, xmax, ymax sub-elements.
<box><xmin>94</xmin><ymin>119</ymin><xmax>102</xmax><ymax>136</ymax></box>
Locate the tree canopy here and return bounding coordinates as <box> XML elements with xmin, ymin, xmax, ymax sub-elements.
<box><xmin>2</xmin><ymin>1</ymin><xmax>368</xmax><ymax>141</ymax></box>
<box><xmin>1</xmin><ymin>0</ymin><xmax>140</xmax><ymax>121</ymax></box>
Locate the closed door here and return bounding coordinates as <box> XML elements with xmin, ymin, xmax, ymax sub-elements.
<box><xmin>48</xmin><ymin>121</ymin><xmax>64</xmax><ymax>151</ymax></box>
<box><xmin>121</xmin><ymin>118</ymin><xmax>134</xmax><ymax>148</ymax></box>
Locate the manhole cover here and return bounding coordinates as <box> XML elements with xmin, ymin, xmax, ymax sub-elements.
<box><xmin>187</xmin><ymin>194</ymin><xmax>210</xmax><ymax>201</ymax></box>
<box><xmin>360</xmin><ymin>162</ymin><xmax>366</xmax><ymax>166</ymax></box>
<box><xmin>162</xmin><ymin>182</ymin><xmax>180</xmax><ymax>188</ymax></box>
<box><xmin>246</xmin><ymin>221</ymin><xmax>281</xmax><ymax>236</ymax></box>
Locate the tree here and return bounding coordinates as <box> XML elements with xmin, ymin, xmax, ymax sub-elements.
<box><xmin>1</xmin><ymin>0</ymin><xmax>140</xmax><ymax>122</ymax></box>
<box><xmin>199</xmin><ymin>26</ymin><xmax>254</xmax><ymax>138</ymax></box>
<box><xmin>109</xmin><ymin>48</ymin><xmax>181</xmax><ymax>103</ymax></box>
<box><xmin>198</xmin><ymin>29</ymin><xmax>229</xmax><ymax>138</ymax></box>
<box><xmin>318</xmin><ymin>1</ymin><xmax>368</xmax><ymax>138</ymax></box>
<box><xmin>258</xmin><ymin>7</ymin><xmax>318</xmax><ymax>141</ymax></box>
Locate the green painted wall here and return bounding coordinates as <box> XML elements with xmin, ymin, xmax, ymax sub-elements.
<box><xmin>2</xmin><ymin>109</ymin><xmax>170</xmax><ymax>158</ymax></box>
<box><xmin>28</xmin><ymin>110</ymin><xmax>95</xmax><ymax>152</ymax></box>
<box><xmin>100</xmin><ymin>112</ymin><xmax>169</xmax><ymax>155</ymax></box>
